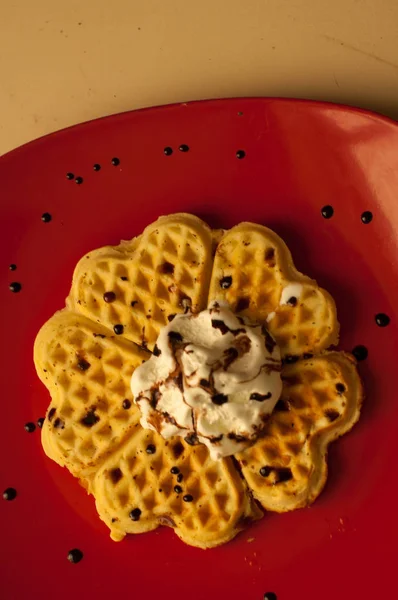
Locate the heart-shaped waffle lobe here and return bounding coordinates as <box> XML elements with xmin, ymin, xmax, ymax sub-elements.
<box><xmin>237</xmin><ymin>352</ymin><xmax>363</xmax><ymax>512</ymax></box>
<box><xmin>67</xmin><ymin>213</ymin><xmax>214</xmax><ymax>351</ymax></box>
<box><xmin>92</xmin><ymin>434</ymin><xmax>262</xmax><ymax>548</ymax></box>
<box><xmin>34</xmin><ymin>213</ymin><xmax>363</xmax><ymax>548</ymax></box>
<box><xmin>208</xmin><ymin>223</ymin><xmax>339</xmax><ymax>357</ymax></box>
<box><xmin>34</xmin><ymin>310</ymin><xmax>150</xmax><ymax>479</ymax></box>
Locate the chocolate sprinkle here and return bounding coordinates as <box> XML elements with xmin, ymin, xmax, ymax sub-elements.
<box><xmin>146</xmin><ymin>444</ymin><xmax>156</xmax><ymax>454</ymax></box>
<box><xmin>170</xmin><ymin>466</ymin><xmax>180</xmax><ymax>475</ymax></box>
<box><xmin>183</xmin><ymin>494</ymin><xmax>193</xmax><ymax>503</ymax></box>
<box><xmin>48</xmin><ymin>407</ymin><xmax>56</xmax><ymax>421</ymax></box>
<box><xmin>177</xmin><ymin>473</ymin><xmax>183</xmax><ymax>483</ymax></box>
<box><xmin>67</xmin><ymin>549</ymin><xmax>83</xmax><ymax>564</ymax></box>
<box><xmin>375</xmin><ymin>313</ymin><xmax>390</xmax><ymax>327</ymax></box>
<box><xmin>53</xmin><ymin>418</ymin><xmax>65</xmax><ymax>429</ymax></box>
<box><xmin>174</xmin><ymin>485</ymin><xmax>183</xmax><ymax>494</ymax></box>
<box><xmin>41</xmin><ymin>212</ymin><xmax>52</xmax><ymax>223</ymax></box>
<box><xmin>259</xmin><ymin>466</ymin><xmax>272</xmax><ymax>478</ymax></box>
<box><xmin>164</xmin><ymin>147</ymin><xmax>173</xmax><ymax>156</ymax></box>
<box><xmin>9</xmin><ymin>282</ymin><xmax>22</xmax><ymax>293</ymax></box>
<box><xmin>77</xmin><ymin>358</ymin><xmax>90</xmax><ymax>371</ymax></box>
<box><xmin>287</xmin><ymin>296</ymin><xmax>297</xmax><ymax>306</ymax></box>
<box><xmin>250</xmin><ymin>392</ymin><xmax>272</xmax><ymax>401</ymax></box>
<box><xmin>103</xmin><ymin>291</ymin><xmax>116</xmax><ymax>303</ymax></box>
<box><xmin>80</xmin><ymin>408</ymin><xmax>100</xmax><ymax>427</ymax></box>
<box><xmin>184</xmin><ymin>432</ymin><xmax>199</xmax><ymax>445</ymax></box>
<box><xmin>220</xmin><ymin>276</ymin><xmax>232</xmax><ymax>289</ymax></box>
<box><xmin>24</xmin><ymin>422</ymin><xmax>36</xmax><ymax>433</ymax></box>
<box><xmin>129</xmin><ymin>508</ymin><xmax>142</xmax><ymax>521</ymax></box>
<box><xmin>113</xmin><ymin>324</ymin><xmax>124</xmax><ymax>335</ymax></box>
<box><xmin>321</xmin><ymin>205</ymin><xmax>334</xmax><ymax>219</ymax></box>
<box><xmin>122</xmin><ymin>399</ymin><xmax>131</xmax><ymax>409</ymax></box>
<box><xmin>335</xmin><ymin>383</ymin><xmax>346</xmax><ymax>394</ymax></box>
<box><xmin>3</xmin><ymin>487</ymin><xmax>17</xmax><ymax>501</ymax></box>
<box><xmin>9</xmin><ymin>264</ymin><xmax>17</xmax><ymax>271</ymax></box>
<box><xmin>168</xmin><ymin>331</ymin><xmax>183</xmax><ymax>343</ymax></box>
<box><xmin>212</xmin><ymin>393</ymin><xmax>228</xmax><ymax>405</ymax></box>
<box><xmin>111</xmin><ymin>157</ymin><xmax>120</xmax><ymax>166</ymax></box>
<box><xmin>37</xmin><ymin>417</ymin><xmax>45</xmax><ymax>428</ymax></box>
<box><xmin>352</xmin><ymin>345</ymin><xmax>368</xmax><ymax>361</ymax></box>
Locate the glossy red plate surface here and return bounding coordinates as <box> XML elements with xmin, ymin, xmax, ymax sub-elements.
<box><xmin>1</xmin><ymin>98</ymin><xmax>397</xmax><ymax>600</ymax></box>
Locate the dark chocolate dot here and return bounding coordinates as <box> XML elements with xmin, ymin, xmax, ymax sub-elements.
<box><xmin>66</xmin><ymin>172</ymin><xmax>74</xmax><ymax>180</ymax></box>
<box><xmin>129</xmin><ymin>508</ymin><xmax>142</xmax><ymax>521</ymax></box>
<box><xmin>287</xmin><ymin>296</ymin><xmax>297</xmax><ymax>307</ymax></box>
<box><xmin>37</xmin><ymin>417</ymin><xmax>45</xmax><ymax>428</ymax></box>
<box><xmin>9</xmin><ymin>282</ymin><xmax>22</xmax><ymax>293</ymax></box>
<box><xmin>122</xmin><ymin>399</ymin><xmax>131</xmax><ymax>409</ymax></box>
<box><xmin>212</xmin><ymin>393</ymin><xmax>228</xmax><ymax>405</ymax></box>
<box><xmin>75</xmin><ymin>176</ymin><xmax>83</xmax><ymax>185</ymax></box>
<box><xmin>321</xmin><ymin>205</ymin><xmax>334</xmax><ymax>219</ymax></box>
<box><xmin>250</xmin><ymin>392</ymin><xmax>272</xmax><ymax>401</ymax></box>
<box><xmin>41</xmin><ymin>212</ymin><xmax>52</xmax><ymax>223</ymax></box>
<box><xmin>48</xmin><ymin>407</ymin><xmax>56</xmax><ymax>421</ymax></box>
<box><xmin>80</xmin><ymin>409</ymin><xmax>99</xmax><ymax>427</ymax></box>
<box><xmin>170</xmin><ymin>466</ymin><xmax>180</xmax><ymax>475</ymax></box>
<box><xmin>264</xmin><ymin>593</ymin><xmax>277</xmax><ymax>600</ymax></box>
<box><xmin>146</xmin><ymin>444</ymin><xmax>156</xmax><ymax>454</ymax></box>
<box><xmin>177</xmin><ymin>473</ymin><xmax>183</xmax><ymax>483</ymax></box>
<box><xmin>361</xmin><ymin>211</ymin><xmax>373</xmax><ymax>224</ymax></box>
<box><xmin>103</xmin><ymin>291</ymin><xmax>116</xmax><ymax>303</ymax></box>
<box><xmin>174</xmin><ymin>485</ymin><xmax>183</xmax><ymax>494</ymax></box>
<box><xmin>153</xmin><ymin>344</ymin><xmax>161</xmax><ymax>356</ymax></box>
<box><xmin>24</xmin><ymin>422</ymin><xmax>36</xmax><ymax>433</ymax></box>
<box><xmin>168</xmin><ymin>331</ymin><xmax>183</xmax><ymax>342</ymax></box>
<box><xmin>111</xmin><ymin>157</ymin><xmax>120</xmax><ymax>166</ymax></box>
<box><xmin>375</xmin><ymin>313</ymin><xmax>390</xmax><ymax>327</ymax></box>
<box><xmin>77</xmin><ymin>358</ymin><xmax>90</xmax><ymax>371</ymax></box>
<box><xmin>93</xmin><ymin>163</ymin><xmax>101</xmax><ymax>171</ymax></box>
<box><xmin>236</xmin><ymin>150</ymin><xmax>246</xmax><ymax>159</ymax></box>
<box><xmin>53</xmin><ymin>417</ymin><xmax>65</xmax><ymax>429</ymax></box>
<box><xmin>9</xmin><ymin>264</ymin><xmax>17</xmax><ymax>271</ymax></box>
<box><xmin>352</xmin><ymin>345</ymin><xmax>368</xmax><ymax>361</ymax></box>
<box><xmin>67</xmin><ymin>549</ymin><xmax>83</xmax><ymax>564</ymax></box>
<box><xmin>259</xmin><ymin>466</ymin><xmax>272</xmax><ymax>477</ymax></box>
<box><xmin>336</xmin><ymin>383</ymin><xmax>346</xmax><ymax>394</ymax></box>
<box><xmin>179</xmin><ymin>144</ymin><xmax>189</xmax><ymax>152</ymax></box>
<box><xmin>220</xmin><ymin>275</ymin><xmax>232</xmax><ymax>289</ymax></box>
<box><xmin>183</xmin><ymin>494</ymin><xmax>193</xmax><ymax>502</ymax></box>
<box><xmin>113</xmin><ymin>324</ymin><xmax>124</xmax><ymax>335</ymax></box>
<box><xmin>3</xmin><ymin>487</ymin><xmax>17</xmax><ymax>501</ymax></box>
<box><xmin>164</xmin><ymin>147</ymin><xmax>173</xmax><ymax>155</ymax></box>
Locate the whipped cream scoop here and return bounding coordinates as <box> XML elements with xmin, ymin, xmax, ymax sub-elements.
<box><xmin>131</xmin><ymin>302</ymin><xmax>283</xmax><ymax>459</ymax></box>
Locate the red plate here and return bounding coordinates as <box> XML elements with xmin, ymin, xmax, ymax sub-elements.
<box><xmin>1</xmin><ymin>98</ymin><xmax>397</xmax><ymax>600</ymax></box>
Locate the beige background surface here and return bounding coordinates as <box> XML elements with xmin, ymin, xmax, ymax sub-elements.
<box><xmin>1</xmin><ymin>0</ymin><xmax>398</xmax><ymax>156</ymax></box>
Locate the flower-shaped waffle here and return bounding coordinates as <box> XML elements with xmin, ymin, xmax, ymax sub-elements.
<box><xmin>34</xmin><ymin>213</ymin><xmax>363</xmax><ymax>548</ymax></box>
